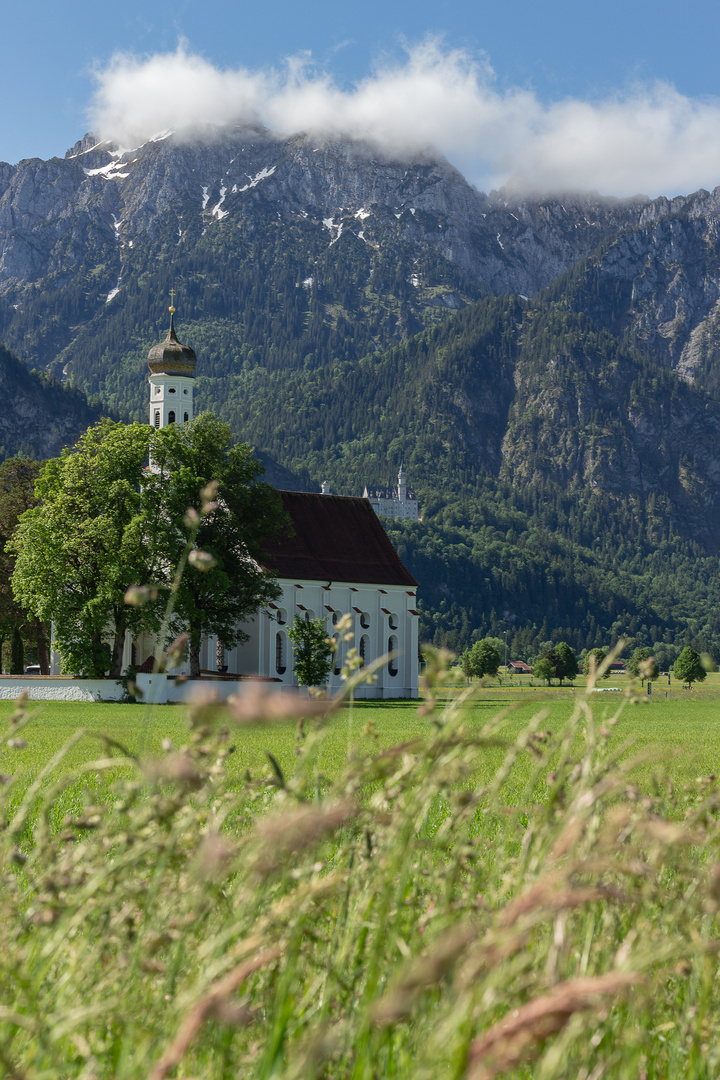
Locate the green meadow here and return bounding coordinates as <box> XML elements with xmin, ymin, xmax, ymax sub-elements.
<box><xmin>3</xmin><ymin>674</ymin><xmax>720</xmax><ymax>1078</ymax></box>
<box><xmin>3</xmin><ymin>672</ymin><xmax>720</xmax><ymax>793</ymax></box>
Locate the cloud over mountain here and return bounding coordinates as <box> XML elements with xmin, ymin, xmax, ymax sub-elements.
<box><xmin>89</xmin><ymin>41</ymin><xmax>720</xmax><ymax>198</ymax></box>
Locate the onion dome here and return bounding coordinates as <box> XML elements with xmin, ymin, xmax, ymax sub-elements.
<box><xmin>147</xmin><ymin>308</ymin><xmax>197</xmax><ymax>377</ymax></box>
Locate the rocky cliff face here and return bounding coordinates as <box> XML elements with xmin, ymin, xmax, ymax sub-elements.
<box><xmin>546</xmin><ymin>186</ymin><xmax>720</xmax><ymax>399</ymax></box>
<box><xmin>0</xmin><ymin>127</ymin><xmax>645</xmax><ymax>330</ymax></box>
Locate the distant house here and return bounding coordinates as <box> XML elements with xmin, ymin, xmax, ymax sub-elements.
<box><xmin>507</xmin><ymin>660</ymin><xmax>532</xmax><ymax>674</ymax></box>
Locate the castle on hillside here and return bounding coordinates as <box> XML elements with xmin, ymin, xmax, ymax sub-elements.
<box><xmin>362</xmin><ymin>466</ymin><xmax>419</xmax><ymax>521</ymax></box>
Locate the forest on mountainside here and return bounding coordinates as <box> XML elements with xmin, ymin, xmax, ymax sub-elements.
<box><xmin>4</xmin><ymin>166</ymin><xmax>720</xmax><ymax>659</ymax></box>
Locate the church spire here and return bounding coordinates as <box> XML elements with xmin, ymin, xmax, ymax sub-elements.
<box><xmin>147</xmin><ymin>294</ymin><xmax>197</xmax><ymax>429</ymax></box>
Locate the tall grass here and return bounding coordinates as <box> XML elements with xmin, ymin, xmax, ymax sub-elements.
<box><xmin>1</xmin><ymin>658</ymin><xmax>720</xmax><ymax>1078</ymax></box>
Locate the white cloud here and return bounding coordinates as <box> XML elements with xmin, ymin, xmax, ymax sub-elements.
<box><xmin>89</xmin><ymin>41</ymin><xmax>720</xmax><ymax>198</ymax></box>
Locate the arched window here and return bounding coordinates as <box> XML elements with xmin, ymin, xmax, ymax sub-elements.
<box><xmin>360</xmin><ymin>612</ymin><xmax>371</xmax><ymax>629</ymax></box>
<box><xmin>168</xmin><ymin>411</ymin><xmax>176</xmax><ymax>424</ymax></box>
<box><xmin>154</xmin><ymin>410</ymin><xmax>160</xmax><ymax>428</ymax></box>
<box><xmin>304</xmin><ymin>608</ymin><xmax>316</xmax><ymax>622</ymax></box>
<box><xmin>388</xmin><ymin>612</ymin><xmax>399</xmax><ymax>630</ymax></box>
<box><xmin>276</xmin><ymin>608</ymin><xmax>287</xmax><ymax>625</ymax></box>
<box><xmin>332</xmin><ymin>633</ymin><xmax>341</xmax><ymax>676</ymax></box>
<box><xmin>184</xmin><ymin>412</ymin><xmax>189</xmax><ymax>423</ymax></box>
<box><xmin>275</xmin><ymin>632</ymin><xmax>287</xmax><ymax>675</ymax></box>
<box><xmin>359</xmin><ymin>634</ymin><xmax>370</xmax><ymax>666</ymax></box>
<box><xmin>388</xmin><ymin>635</ymin><xmax>399</xmax><ymax>676</ymax></box>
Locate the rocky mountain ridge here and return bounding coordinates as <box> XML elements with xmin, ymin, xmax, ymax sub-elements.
<box><xmin>0</xmin><ymin>126</ymin><xmax>644</xmax><ymax>317</ymax></box>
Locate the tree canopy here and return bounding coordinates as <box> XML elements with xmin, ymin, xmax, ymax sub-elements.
<box><xmin>10</xmin><ymin>422</ymin><xmax>157</xmax><ymax>677</ymax></box>
<box><xmin>288</xmin><ymin>614</ymin><xmax>332</xmax><ymax>688</ymax></box>
<box><xmin>0</xmin><ymin>457</ymin><xmax>46</xmax><ymax>672</ymax></box>
<box><xmin>146</xmin><ymin>413</ymin><xmax>289</xmax><ymax>677</ymax></box>
<box><xmin>10</xmin><ymin>415</ymin><xmax>288</xmax><ymax>679</ymax></box>
<box><xmin>544</xmin><ymin>642</ymin><xmax>579</xmax><ymax>685</ymax></box>
<box><xmin>627</xmin><ymin>647</ymin><xmax>659</xmax><ymax>685</ymax></box>
<box><xmin>461</xmin><ymin>638</ymin><xmax>501</xmax><ymax>679</ymax></box>
<box><xmin>673</xmin><ymin>647</ymin><xmax>707</xmax><ymax>686</ymax></box>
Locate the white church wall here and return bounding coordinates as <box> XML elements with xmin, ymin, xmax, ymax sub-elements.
<box><xmin>235</xmin><ymin>578</ymin><xmax>419</xmax><ymax>698</ymax></box>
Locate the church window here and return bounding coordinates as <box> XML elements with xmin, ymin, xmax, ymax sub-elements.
<box><xmin>168</xmin><ymin>411</ymin><xmax>176</xmax><ymax>424</ymax></box>
<box><xmin>388</xmin><ymin>636</ymin><xmax>399</xmax><ymax>676</ymax></box>
<box><xmin>359</xmin><ymin>634</ymin><xmax>370</xmax><ymax>666</ymax></box>
<box><xmin>304</xmin><ymin>608</ymin><xmax>316</xmax><ymax>622</ymax></box>
<box><xmin>388</xmin><ymin>612</ymin><xmax>399</xmax><ymax>630</ymax></box>
<box><xmin>275</xmin><ymin>632</ymin><xmax>287</xmax><ymax>675</ymax></box>
<box><xmin>184</xmin><ymin>412</ymin><xmax>189</xmax><ymax>423</ymax></box>
<box><xmin>360</xmin><ymin>611</ymin><xmax>370</xmax><ymax>629</ymax></box>
<box><xmin>154</xmin><ymin>410</ymin><xmax>160</xmax><ymax>428</ymax></box>
<box><xmin>332</xmin><ymin>634</ymin><xmax>341</xmax><ymax>675</ymax></box>
<box><xmin>276</xmin><ymin>608</ymin><xmax>287</xmax><ymax>625</ymax></box>
<box><xmin>332</xmin><ymin>610</ymin><xmax>342</xmax><ymax>626</ymax></box>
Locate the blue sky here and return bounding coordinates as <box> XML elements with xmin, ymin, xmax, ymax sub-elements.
<box><xmin>5</xmin><ymin>0</ymin><xmax>720</xmax><ymax>195</ymax></box>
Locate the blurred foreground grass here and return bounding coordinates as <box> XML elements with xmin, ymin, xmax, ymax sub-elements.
<box><xmin>3</xmin><ymin>668</ymin><xmax>720</xmax><ymax>1078</ymax></box>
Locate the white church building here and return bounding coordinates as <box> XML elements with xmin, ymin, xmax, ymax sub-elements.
<box><xmin>124</xmin><ymin>308</ymin><xmax>420</xmax><ymax>698</ymax></box>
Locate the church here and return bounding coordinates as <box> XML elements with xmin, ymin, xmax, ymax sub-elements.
<box><xmin>135</xmin><ymin>307</ymin><xmax>420</xmax><ymax>698</ymax></box>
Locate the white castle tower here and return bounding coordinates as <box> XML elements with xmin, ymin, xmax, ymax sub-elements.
<box><xmin>363</xmin><ymin>464</ymin><xmax>419</xmax><ymax>521</ymax></box>
<box><xmin>147</xmin><ymin>295</ymin><xmax>197</xmax><ymax>429</ymax></box>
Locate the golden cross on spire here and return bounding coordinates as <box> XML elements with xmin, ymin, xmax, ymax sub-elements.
<box><xmin>169</xmin><ymin>287</ymin><xmax>176</xmax><ymax>314</ymax></box>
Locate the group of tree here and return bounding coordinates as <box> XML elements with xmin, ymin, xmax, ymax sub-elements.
<box><xmin>532</xmin><ymin>642</ymin><xmax>580</xmax><ymax>686</ymax></box>
<box><xmin>8</xmin><ymin>415</ymin><xmax>289</xmax><ymax>678</ymax></box>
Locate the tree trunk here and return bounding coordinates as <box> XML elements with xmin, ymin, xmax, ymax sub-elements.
<box><xmin>34</xmin><ymin>618</ymin><xmax>50</xmax><ymax>675</ymax></box>
<box><xmin>189</xmin><ymin>616</ymin><xmax>202</xmax><ymax>678</ymax></box>
<box><xmin>10</xmin><ymin>628</ymin><xmax>24</xmax><ymax>675</ymax></box>
<box><xmin>110</xmin><ymin>628</ymin><xmax>126</xmax><ymax>679</ymax></box>
<box><xmin>189</xmin><ymin>638</ymin><xmax>201</xmax><ymax>678</ymax></box>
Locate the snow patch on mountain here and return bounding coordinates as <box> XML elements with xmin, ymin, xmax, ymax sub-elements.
<box><xmin>211</xmin><ymin>185</ymin><xmax>228</xmax><ymax>219</ymax></box>
<box><xmin>236</xmin><ymin>165</ymin><xmax>277</xmax><ymax>193</ymax></box>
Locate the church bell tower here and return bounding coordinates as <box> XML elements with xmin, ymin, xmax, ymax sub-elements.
<box><xmin>147</xmin><ymin>294</ymin><xmax>197</xmax><ymax>429</ymax></box>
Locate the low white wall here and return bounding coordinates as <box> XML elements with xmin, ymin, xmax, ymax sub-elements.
<box><xmin>0</xmin><ymin>675</ymin><xmax>417</xmax><ymax>704</ymax></box>
<box><xmin>0</xmin><ymin>675</ymin><xmax>285</xmax><ymax>704</ymax></box>
<box><xmin>0</xmin><ymin>678</ymin><xmax>126</xmax><ymax>702</ymax></box>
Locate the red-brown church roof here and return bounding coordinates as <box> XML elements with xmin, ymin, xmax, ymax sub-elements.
<box><xmin>263</xmin><ymin>491</ymin><xmax>418</xmax><ymax>587</ymax></box>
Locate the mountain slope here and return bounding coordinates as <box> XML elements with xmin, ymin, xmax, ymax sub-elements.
<box><xmin>0</xmin><ymin>343</ymin><xmax>103</xmax><ymax>460</ymax></box>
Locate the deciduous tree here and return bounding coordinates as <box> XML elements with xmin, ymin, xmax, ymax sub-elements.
<box><xmin>673</xmin><ymin>647</ymin><xmax>706</xmax><ymax>686</ymax></box>
<box><xmin>10</xmin><ymin>422</ymin><xmax>161</xmax><ymax>678</ymax></box>
<box><xmin>463</xmin><ymin>638</ymin><xmax>501</xmax><ymax>679</ymax></box>
<box><xmin>627</xmin><ymin>647</ymin><xmax>659</xmax><ymax>686</ymax></box>
<box><xmin>288</xmin><ymin>614</ymin><xmax>332</xmax><ymax>687</ymax></box>
<box><xmin>546</xmin><ymin>642</ymin><xmax>579</xmax><ymax>685</ymax></box>
<box><xmin>0</xmin><ymin>457</ymin><xmax>47</xmax><ymax>672</ymax></box>
<box><xmin>533</xmin><ymin>658</ymin><xmax>554</xmax><ymax>686</ymax></box>
<box><xmin>146</xmin><ymin>414</ymin><xmax>289</xmax><ymax>677</ymax></box>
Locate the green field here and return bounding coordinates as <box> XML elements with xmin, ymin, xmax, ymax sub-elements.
<box><xmin>3</xmin><ymin>673</ymin><xmax>720</xmax><ymax>795</ymax></box>
<box><xmin>4</xmin><ymin>674</ymin><xmax>720</xmax><ymax>1078</ymax></box>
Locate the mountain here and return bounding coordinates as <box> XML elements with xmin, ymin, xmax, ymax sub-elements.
<box><xmin>0</xmin><ymin>127</ymin><xmax>645</xmax><ymax>406</ymax></box>
<box><xmin>4</xmin><ymin>129</ymin><xmax>720</xmax><ymax>658</ymax></box>
<box><xmin>0</xmin><ymin>343</ymin><xmax>103</xmax><ymax>460</ymax></box>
